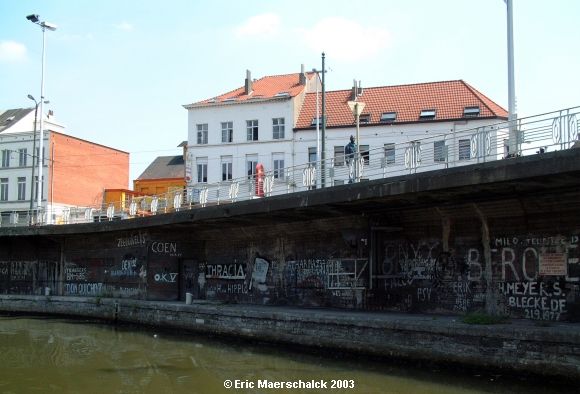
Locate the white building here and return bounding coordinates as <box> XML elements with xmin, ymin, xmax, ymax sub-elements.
<box><xmin>183</xmin><ymin>69</ymin><xmax>508</xmax><ymax>197</ymax></box>
<box><xmin>0</xmin><ymin>108</ymin><xmax>62</xmax><ymax>222</ymax></box>
<box><xmin>0</xmin><ymin>108</ymin><xmax>129</xmax><ymax>226</ymax></box>
<box><xmin>183</xmin><ymin>67</ymin><xmax>319</xmax><ymax>190</ymax></box>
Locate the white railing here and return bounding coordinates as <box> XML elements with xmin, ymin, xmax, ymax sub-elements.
<box><xmin>1</xmin><ymin>106</ymin><xmax>578</xmax><ymax>228</ymax></box>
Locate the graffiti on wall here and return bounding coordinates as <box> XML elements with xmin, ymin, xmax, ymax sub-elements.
<box><xmin>0</xmin><ymin>260</ymin><xmax>59</xmax><ymax>294</ymax></box>
<box><xmin>373</xmin><ymin>234</ymin><xmax>578</xmax><ymax>320</ymax></box>
<box><xmin>116</xmin><ymin>232</ymin><xmax>147</xmax><ymax>248</ymax></box>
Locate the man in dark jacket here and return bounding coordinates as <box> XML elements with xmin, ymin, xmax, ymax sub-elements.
<box><xmin>345</xmin><ymin>135</ymin><xmax>357</xmax><ymax>183</ymax></box>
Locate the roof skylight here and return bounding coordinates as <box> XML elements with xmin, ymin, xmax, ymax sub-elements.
<box><xmin>419</xmin><ymin>109</ymin><xmax>436</xmax><ymax>119</ymax></box>
<box><xmin>380</xmin><ymin>112</ymin><xmax>397</xmax><ymax>122</ymax></box>
<box><xmin>463</xmin><ymin>106</ymin><xmax>481</xmax><ymax>117</ymax></box>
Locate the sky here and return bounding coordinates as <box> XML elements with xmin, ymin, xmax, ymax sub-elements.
<box><xmin>1</xmin><ymin>0</ymin><xmax>579</xmax><ymax>186</ymax></box>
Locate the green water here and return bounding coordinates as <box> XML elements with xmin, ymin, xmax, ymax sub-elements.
<box><xmin>0</xmin><ymin>315</ymin><xmax>571</xmax><ymax>394</ymax></box>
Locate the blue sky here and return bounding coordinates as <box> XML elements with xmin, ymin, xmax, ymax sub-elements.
<box><xmin>1</xmin><ymin>0</ymin><xmax>579</xmax><ymax>185</ymax></box>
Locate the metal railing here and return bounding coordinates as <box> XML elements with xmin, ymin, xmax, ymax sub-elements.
<box><xmin>1</xmin><ymin>106</ymin><xmax>578</xmax><ymax>228</ymax></box>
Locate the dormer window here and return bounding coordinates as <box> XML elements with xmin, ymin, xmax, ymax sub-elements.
<box><xmin>463</xmin><ymin>106</ymin><xmax>480</xmax><ymax>117</ymax></box>
<box><xmin>222</xmin><ymin>97</ymin><xmax>236</xmax><ymax>103</ymax></box>
<box><xmin>419</xmin><ymin>109</ymin><xmax>436</xmax><ymax>120</ymax></box>
<box><xmin>274</xmin><ymin>92</ymin><xmax>290</xmax><ymax>98</ymax></box>
<box><xmin>380</xmin><ymin>112</ymin><xmax>397</xmax><ymax>123</ymax></box>
<box><xmin>359</xmin><ymin>114</ymin><xmax>371</xmax><ymax>124</ymax></box>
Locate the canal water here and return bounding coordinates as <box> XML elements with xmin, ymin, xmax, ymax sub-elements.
<box><xmin>0</xmin><ymin>315</ymin><xmax>572</xmax><ymax>394</ymax></box>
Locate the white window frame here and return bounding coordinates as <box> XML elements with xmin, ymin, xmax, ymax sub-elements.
<box><xmin>360</xmin><ymin>144</ymin><xmax>370</xmax><ymax>165</ymax></box>
<box><xmin>384</xmin><ymin>143</ymin><xmax>395</xmax><ymax>165</ymax></box>
<box><xmin>246</xmin><ymin>120</ymin><xmax>259</xmax><ymax>141</ymax></box>
<box><xmin>221</xmin><ymin>156</ymin><xmax>233</xmax><ymax>181</ymax></box>
<box><xmin>196</xmin><ymin>158</ymin><xmax>208</xmax><ymax>183</ymax></box>
<box><xmin>18</xmin><ymin>148</ymin><xmax>27</xmax><ymax>167</ymax></box>
<box><xmin>273</xmin><ymin>153</ymin><xmax>284</xmax><ymax>179</ymax></box>
<box><xmin>196</xmin><ymin>124</ymin><xmax>208</xmax><ymax>145</ymax></box>
<box><xmin>221</xmin><ymin>121</ymin><xmax>233</xmax><ymax>143</ymax></box>
<box><xmin>458</xmin><ymin>139</ymin><xmax>471</xmax><ymax>160</ymax></box>
<box><xmin>0</xmin><ymin>178</ymin><xmax>8</xmax><ymax>201</ymax></box>
<box><xmin>1</xmin><ymin>150</ymin><xmax>10</xmax><ymax>168</ymax></box>
<box><xmin>17</xmin><ymin>177</ymin><xmax>26</xmax><ymax>201</ymax></box>
<box><xmin>272</xmin><ymin>118</ymin><xmax>285</xmax><ymax>139</ymax></box>
<box><xmin>308</xmin><ymin>147</ymin><xmax>317</xmax><ymax>165</ymax></box>
<box><xmin>434</xmin><ymin>140</ymin><xmax>446</xmax><ymax>162</ymax></box>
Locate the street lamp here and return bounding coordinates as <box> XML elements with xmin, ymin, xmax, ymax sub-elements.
<box><xmin>347</xmin><ymin>99</ymin><xmax>365</xmax><ymax>182</ymax></box>
<box><xmin>27</xmin><ymin>13</ymin><xmax>57</xmax><ymax>215</ymax></box>
<box><xmin>26</xmin><ymin>95</ymin><xmax>49</xmax><ymax>216</ymax></box>
<box><xmin>311</xmin><ymin>68</ymin><xmax>324</xmax><ymax>187</ymax></box>
<box><xmin>504</xmin><ymin>0</ymin><xmax>518</xmax><ymax>156</ymax></box>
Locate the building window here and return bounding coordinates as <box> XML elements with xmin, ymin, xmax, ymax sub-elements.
<box><xmin>246</xmin><ymin>120</ymin><xmax>259</xmax><ymax>141</ymax></box>
<box><xmin>458</xmin><ymin>139</ymin><xmax>471</xmax><ymax>160</ymax></box>
<box><xmin>434</xmin><ymin>140</ymin><xmax>446</xmax><ymax>162</ymax></box>
<box><xmin>384</xmin><ymin>143</ymin><xmax>395</xmax><ymax>165</ymax></box>
<box><xmin>419</xmin><ymin>109</ymin><xmax>436</xmax><ymax>119</ymax></box>
<box><xmin>359</xmin><ymin>114</ymin><xmax>371</xmax><ymax>124</ymax></box>
<box><xmin>35</xmin><ymin>147</ymin><xmax>45</xmax><ymax>166</ymax></box>
<box><xmin>273</xmin><ymin>153</ymin><xmax>284</xmax><ymax>179</ymax></box>
<box><xmin>221</xmin><ymin>122</ymin><xmax>233</xmax><ymax>143</ymax></box>
<box><xmin>0</xmin><ymin>178</ymin><xmax>8</xmax><ymax>201</ymax></box>
<box><xmin>308</xmin><ymin>147</ymin><xmax>317</xmax><ymax>164</ymax></box>
<box><xmin>334</xmin><ymin>146</ymin><xmax>345</xmax><ymax>167</ymax></box>
<box><xmin>380</xmin><ymin>112</ymin><xmax>397</xmax><ymax>123</ymax></box>
<box><xmin>17</xmin><ymin>177</ymin><xmax>26</xmax><ymax>201</ymax></box>
<box><xmin>1</xmin><ymin>150</ymin><xmax>10</xmax><ymax>168</ymax></box>
<box><xmin>196</xmin><ymin>158</ymin><xmax>208</xmax><ymax>183</ymax></box>
<box><xmin>246</xmin><ymin>158</ymin><xmax>258</xmax><ymax>177</ymax></box>
<box><xmin>272</xmin><ymin>118</ymin><xmax>285</xmax><ymax>139</ymax></box>
<box><xmin>196</xmin><ymin>124</ymin><xmax>208</xmax><ymax>144</ymax></box>
<box><xmin>360</xmin><ymin>144</ymin><xmax>370</xmax><ymax>165</ymax></box>
<box><xmin>463</xmin><ymin>106</ymin><xmax>480</xmax><ymax>117</ymax></box>
<box><xmin>221</xmin><ymin>156</ymin><xmax>232</xmax><ymax>181</ymax></box>
<box><xmin>310</xmin><ymin>116</ymin><xmax>327</xmax><ymax>127</ymax></box>
<box><xmin>18</xmin><ymin>148</ymin><xmax>27</xmax><ymax>167</ymax></box>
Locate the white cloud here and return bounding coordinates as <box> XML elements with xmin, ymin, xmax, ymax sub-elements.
<box><xmin>115</xmin><ymin>22</ymin><xmax>134</xmax><ymax>32</ymax></box>
<box><xmin>298</xmin><ymin>17</ymin><xmax>391</xmax><ymax>62</ymax></box>
<box><xmin>0</xmin><ymin>41</ymin><xmax>27</xmax><ymax>63</ymax></box>
<box><xmin>235</xmin><ymin>13</ymin><xmax>280</xmax><ymax>38</ymax></box>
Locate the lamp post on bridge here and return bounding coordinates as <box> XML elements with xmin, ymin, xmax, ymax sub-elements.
<box><xmin>27</xmin><ymin>13</ymin><xmax>57</xmax><ymax>217</ymax></box>
<box><xmin>347</xmin><ymin>100</ymin><xmax>365</xmax><ymax>182</ymax></box>
<box><xmin>505</xmin><ymin>0</ymin><xmax>518</xmax><ymax>156</ymax></box>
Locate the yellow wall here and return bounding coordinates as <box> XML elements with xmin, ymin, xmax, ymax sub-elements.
<box><xmin>133</xmin><ymin>178</ymin><xmax>185</xmax><ymax>196</ymax></box>
<box><xmin>103</xmin><ymin>189</ymin><xmax>142</xmax><ymax>210</ymax></box>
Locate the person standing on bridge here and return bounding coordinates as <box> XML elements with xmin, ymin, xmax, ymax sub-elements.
<box><xmin>345</xmin><ymin>135</ymin><xmax>357</xmax><ymax>183</ymax></box>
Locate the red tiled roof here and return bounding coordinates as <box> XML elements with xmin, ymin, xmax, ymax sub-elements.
<box><xmin>295</xmin><ymin>80</ymin><xmax>507</xmax><ymax>129</ymax></box>
<box><xmin>187</xmin><ymin>72</ymin><xmax>314</xmax><ymax>107</ymax></box>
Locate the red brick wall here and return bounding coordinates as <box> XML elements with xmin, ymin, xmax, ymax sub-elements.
<box><xmin>49</xmin><ymin>132</ymin><xmax>129</xmax><ymax>207</ymax></box>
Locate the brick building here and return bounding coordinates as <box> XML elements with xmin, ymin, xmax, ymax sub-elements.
<box><xmin>0</xmin><ymin>108</ymin><xmax>129</xmax><ymax>224</ymax></box>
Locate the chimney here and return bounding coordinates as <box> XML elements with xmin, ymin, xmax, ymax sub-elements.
<box><xmin>351</xmin><ymin>80</ymin><xmax>363</xmax><ymax>100</ymax></box>
<box><xmin>245</xmin><ymin>69</ymin><xmax>253</xmax><ymax>95</ymax></box>
<box><xmin>299</xmin><ymin>64</ymin><xmax>306</xmax><ymax>85</ymax></box>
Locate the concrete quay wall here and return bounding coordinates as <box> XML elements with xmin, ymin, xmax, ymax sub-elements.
<box><xmin>1</xmin><ymin>295</ymin><xmax>579</xmax><ymax>380</ymax></box>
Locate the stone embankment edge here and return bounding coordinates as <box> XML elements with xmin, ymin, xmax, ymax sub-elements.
<box><xmin>1</xmin><ymin>295</ymin><xmax>579</xmax><ymax>380</ymax></box>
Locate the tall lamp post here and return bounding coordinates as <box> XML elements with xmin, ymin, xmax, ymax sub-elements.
<box><xmin>347</xmin><ymin>100</ymin><xmax>365</xmax><ymax>182</ymax></box>
<box><xmin>27</xmin><ymin>94</ymin><xmax>39</xmax><ymax>215</ymax></box>
<box><xmin>27</xmin><ymin>14</ymin><xmax>57</xmax><ymax>215</ymax></box>
<box><xmin>320</xmin><ymin>52</ymin><xmax>326</xmax><ymax>188</ymax></box>
<box><xmin>505</xmin><ymin>0</ymin><xmax>518</xmax><ymax>156</ymax></box>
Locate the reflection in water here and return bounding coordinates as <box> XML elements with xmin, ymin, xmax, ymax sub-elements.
<box><xmin>0</xmin><ymin>315</ymin><xmax>572</xmax><ymax>394</ymax></box>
